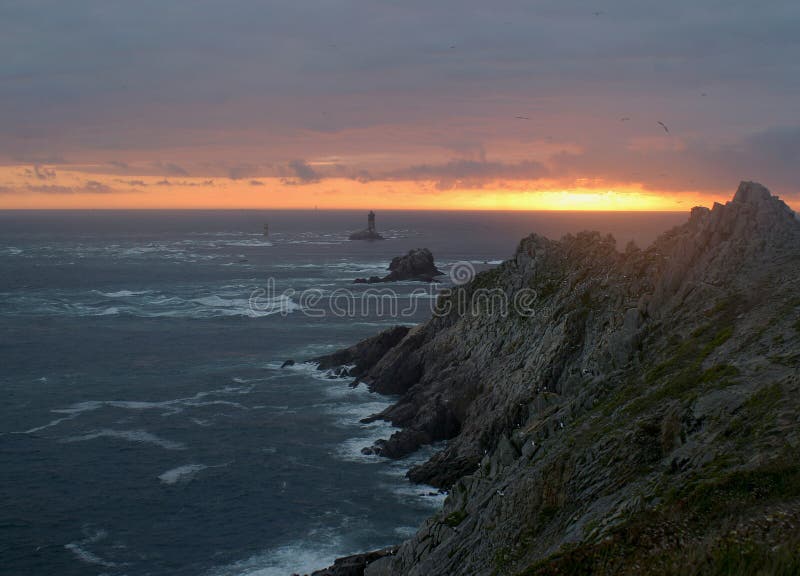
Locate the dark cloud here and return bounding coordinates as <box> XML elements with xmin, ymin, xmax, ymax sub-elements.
<box><xmin>228</xmin><ymin>164</ymin><xmax>259</xmax><ymax>180</ymax></box>
<box><xmin>392</xmin><ymin>159</ymin><xmax>549</xmax><ymax>190</ymax></box>
<box><xmin>24</xmin><ymin>181</ymin><xmax>116</xmax><ymax>194</ymax></box>
<box><xmin>152</xmin><ymin>162</ymin><xmax>189</xmax><ymax>176</ymax></box>
<box><xmin>550</xmin><ymin>125</ymin><xmax>800</xmax><ymax>195</ymax></box>
<box><xmin>85</xmin><ymin>180</ymin><xmax>111</xmax><ymax>193</ymax></box>
<box><xmin>154</xmin><ymin>178</ymin><xmax>213</xmax><ymax>187</ymax></box>
<box><xmin>34</xmin><ymin>164</ymin><xmax>57</xmax><ymax>180</ymax></box>
<box><xmin>0</xmin><ymin>1</ymin><xmax>798</xmax><ymax>198</ymax></box>
<box><xmin>114</xmin><ymin>179</ymin><xmax>148</xmax><ymax>187</ymax></box>
<box><xmin>281</xmin><ymin>160</ymin><xmax>321</xmax><ymax>185</ymax></box>
<box><xmin>25</xmin><ymin>184</ymin><xmax>78</xmax><ymax>194</ymax></box>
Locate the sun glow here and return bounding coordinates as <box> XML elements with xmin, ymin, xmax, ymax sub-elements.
<box><xmin>0</xmin><ymin>165</ymin><xmax>770</xmax><ymax>212</ymax></box>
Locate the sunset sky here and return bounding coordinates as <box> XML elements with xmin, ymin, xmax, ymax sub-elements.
<box><xmin>1</xmin><ymin>1</ymin><xmax>799</xmax><ymax>210</ymax></box>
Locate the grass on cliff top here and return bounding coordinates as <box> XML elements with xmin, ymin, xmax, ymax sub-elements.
<box><xmin>519</xmin><ymin>456</ymin><xmax>800</xmax><ymax>576</ymax></box>
<box><xmin>593</xmin><ymin>294</ymin><xmax>742</xmax><ymax>424</ymax></box>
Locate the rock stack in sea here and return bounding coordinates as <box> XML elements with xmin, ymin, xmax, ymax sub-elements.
<box><xmin>354</xmin><ymin>248</ymin><xmax>444</xmax><ymax>283</ymax></box>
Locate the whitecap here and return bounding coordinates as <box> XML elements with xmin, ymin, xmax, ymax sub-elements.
<box><xmin>64</xmin><ymin>528</ymin><xmax>118</xmax><ymax>568</ymax></box>
<box><xmin>60</xmin><ymin>428</ymin><xmax>186</xmax><ymax>450</ymax></box>
<box><xmin>93</xmin><ymin>289</ymin><xmax>152</xmax><ymax>298</ymax></box>
<box><xmin>224</xmin><ymin>240</ymin><xmax>273</xmax><ymax>247</ymax></box>
<box><xmin>204</xmin><ymin>527</ymin><xmax>355</xmax><ymax>576</ymax></box>
<box><xmin>20</xmin><ymin>385</ymin><xmax>256</xmax><ymax>434</ymax></box>
<box><xmin>96</xmin><ymin>306</ymin><xmax>120</xmax><ymax>316</ymax></box>
<box><xmin>270</xmin><ymin>361</ymin><xmax>352</xmax><ymax>382</ymax></box>
<box><xmin>158</xmin><ymin>463</ymin><xmax>208</xmax><ymax>485</ymax></box>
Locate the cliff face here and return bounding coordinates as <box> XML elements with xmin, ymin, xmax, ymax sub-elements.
<box><xmin>317</xmin><ymin>182</ymin><xmax>800</xmax><ymax>575</ymax></box>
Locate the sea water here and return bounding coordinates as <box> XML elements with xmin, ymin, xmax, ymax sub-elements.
<box><xmin>0</xmin><ymin>210</ymin><xmax>685</xmax><ymax>575</ymax></box>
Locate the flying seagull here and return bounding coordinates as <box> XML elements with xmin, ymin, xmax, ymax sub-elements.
<box><xmin>657</xmin><ymin>121</ymin><xmax>670</xmax><ymax>134</ymax></box>
<box><xmin>515</xmin><ymin>115</ymin><xmax>531</xmax><ymax>120</ymax></box>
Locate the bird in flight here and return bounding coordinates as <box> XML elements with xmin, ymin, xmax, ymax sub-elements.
<box><xmin>515</xmin><ymin>115</ymin><xmax>531</xmax><ymax>120</ymax></box>
<box><xmin>620</xmin><ymin>117</ymin><xmax>630</xmax><ymax>122</ymax></box>
<box><xmin>657</xmin><ymin>121</ymin><xmax>670</xmax><ymax>134</ymax></box>
<box><xmin>593</xmin><ymin>11</ymin><xmax>605</xmax><ymax>16</ymax></box>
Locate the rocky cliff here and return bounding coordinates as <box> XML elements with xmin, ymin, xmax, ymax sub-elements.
<box><xmin>314</xmin><ymin>182</ymin><xmax>800</xmax><ymax>575</ymax></box>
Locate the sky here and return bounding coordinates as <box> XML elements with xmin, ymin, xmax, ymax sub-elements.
<box><xmin>1</xmin><ymin>0</ymin><xmax>799</xmax><ymax>210</ymax></box>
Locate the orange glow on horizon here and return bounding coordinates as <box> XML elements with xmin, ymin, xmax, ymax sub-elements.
<box><xmin>0</xmin><ymin>166</ymin><xmax>795</xmax><ymax>212</ymax></box>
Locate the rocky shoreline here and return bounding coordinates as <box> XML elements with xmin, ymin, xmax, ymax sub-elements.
<box><xmin>305</xmin><ymin>182</ymin><xmax>800</xmax><ymax>575</ymax></box>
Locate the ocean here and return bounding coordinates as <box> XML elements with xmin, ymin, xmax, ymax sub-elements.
<box><xmin>0</xmin><ymin>209</ymin><xmax>686</xmax><ymax>576</ymax></box>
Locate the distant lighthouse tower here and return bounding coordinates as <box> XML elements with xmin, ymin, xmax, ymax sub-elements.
<box><xmin>348</xmin><ymin>210</ymin><xmax>384</xmax><ymax>240</ymax></box>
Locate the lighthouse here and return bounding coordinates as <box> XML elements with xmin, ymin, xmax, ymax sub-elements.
<box><xmin>349</xmin><ymin>210</ymin><xmax>385</xmax><ymax>241</ymax></box>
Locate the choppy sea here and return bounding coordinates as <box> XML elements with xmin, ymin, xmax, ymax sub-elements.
<box><xmin>0</xmin><ymin>209</ymin><xmax>685</xmax><ymax>575</ymax></box>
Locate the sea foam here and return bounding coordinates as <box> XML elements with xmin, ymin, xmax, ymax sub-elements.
<box><xmin>158</xmin><ymin>464</ymin><xmax>209</xmax><ymax>485</ymax></box>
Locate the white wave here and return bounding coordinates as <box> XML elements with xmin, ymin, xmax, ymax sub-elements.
<box><xmin>183</xmin><ymin>399</ymin><xmax>249</xmax><ymax>410</ymax></box>
<box><xmin>158</xmin><ymin>463</ymin><xmax>208</xmax><ymax>485</ymax></box>
<box><xmin>20</xmin><ymin>415</ymin><xmax>80</xmax><ymax>435</ymax></box>
<box><xmin>334</xmin><ymin>417</ymin><xmax>400</xmax><ymax>464</ymax></box>
<box><xmin>2</xmin><ymin>247</ymin><xmax>23</xmax><ymax>256</ymax></box>
<box><xmin>326</xmin><ymin>400</ymin><xmax>393</xmax><ymax>428</ymax></box>
<box><xmin>64</xmin><ymin>528</ymin><xmax>118</xmax><ymax>568</ymax></box>
<box><xmin>204</xmin><ymin>527</ymin><xmax>354</xmax><ymax>576</ymax></box>
<box><xmin>19</xmin><ymin>400</ymin><xmax>105</xmax><ymax>434</ymax></box>
<box><xmin>60</xmin><ymin>428</ymin><xmax>186</xmax><ymax>450</ymax></box>
<box><xmin>53</xmin><ymin>291</ymin><xmax>303</xmax><ymax>319</ymax></box>
<box><xmin>93</xmin><ymin>289</ymin><xmax>152</xmax><ymax>298</ymax></box>
<box><xmin>19</xmin><ymin>385</ymin><xmax>257</xmax><ymax>434</ymax></box>
<box><xmin>269</xmin><ymin>360</ymin><xmax>338</xmax><ymax>381</ymax></box>
<box><xmin>224</xmin><ymin>239</ymin><xmax>273</xmax><ymax>247</ymax></box>
<box><xmin>96</xmin><ymin>306</ymin><xmax>120</xmax><ymax>316</ymax></box>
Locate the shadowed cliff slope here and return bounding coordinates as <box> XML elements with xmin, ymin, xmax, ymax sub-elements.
<box><xmin>313</xmin><ymin>182</ymin><xmax>800</xmax><ymax>576</ymax></box>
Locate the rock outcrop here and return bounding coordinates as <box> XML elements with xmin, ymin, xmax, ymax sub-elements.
<box><xmin>313</xmin><ymin>182</ymin><xmax>800</xmax><ymax>575</ymax></box>
<box><xmin>301</xmin><ymin>547</ymin><xmax>397</xmax><ymax>576</ymax></box>
<box><xmin>354</xmin><ymin>248</ymin><xmax>444</xmax><ymax>283</ymax></box>
<box><xmin>348</xmin><ymin>229</ymin><xmax>385</xmax><ymax>241</ymax></box>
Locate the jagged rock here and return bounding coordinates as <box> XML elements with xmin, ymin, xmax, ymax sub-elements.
<box><xmin>313</xmin><ymin>325</ymin><xmax>410</xmax><ymax>378</ymax></box>
<box><xmin>354</xmin><ymin>249</ymin><xmax>443</xmax><ymax>283</ymax></box>
<box><xmin>303</xmin><ymin>547</ymin><xmax>398</xmax><ymax>576</ymax></box>
<box><xmin>281</xmin><ymin>359</ymin><xmax>295</xmax><ymax>368</ymax></box>
<box><xmin>315</xmin><ymin>183</ymin><xmax>800</xmax><ymax>576</ymax></box>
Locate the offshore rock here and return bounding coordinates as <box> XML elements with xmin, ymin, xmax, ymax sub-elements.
<box><xmin>354</xmin><ymin>248</ymin><xmax>444</xmax><ymax>283</ymax></box>
<box><xmin>348</xmin><ymin>229</ymin><xmax>385</xmax><ymax>241</ymax></box>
